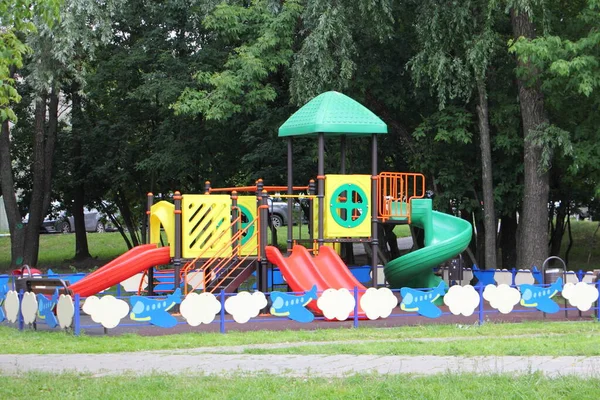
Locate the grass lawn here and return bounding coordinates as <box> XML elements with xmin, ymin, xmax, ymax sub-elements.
<box><xmin>0</xmin><ymin>232</ymin><xmax>129</xmax><ymax>273</ymax></box>
<box><xmin>1</xmin><ymin>372</ymin><xmax>598</xmax><ymax>400</ymax></box>
<box><xmin>243</xmin><ymin>331</ymin><xmax>600</xmax><ymax>357</ymax></box>
<box><xmin>560</xmin><ymin>219</ymin><xmax>600</xmax><ymax>271</ymax></box>
<box><xmin>1</xmin><ymin>321</ymin><xmax>599</xmax><ymax>355</ymax></box>
<box><xmin>0</xmin><ymin>219</ymin><xmax>596</xmax><ymax>273</ymax></box>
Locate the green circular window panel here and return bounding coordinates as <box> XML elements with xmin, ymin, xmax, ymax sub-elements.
<box><xmin>238</xmin><ymin>204</ymin><xmax>254</xmax><ymax>245</ymax></box>
<box><xmin>330</xmin><ymin>184</ymin><xmax>369</xmax><ymax>228</ymax></box>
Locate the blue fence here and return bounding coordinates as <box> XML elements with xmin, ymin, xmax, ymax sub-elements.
<box><xmin>1</xmin><ymin>269</ymin><xmax>599</xmax><ymax>335</ymax></box>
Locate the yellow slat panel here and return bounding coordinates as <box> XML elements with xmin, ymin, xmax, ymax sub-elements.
<box><xmin>182</xmin><ymin>195</ymin><xmax>232</xmax><ymax>258</ymax></box>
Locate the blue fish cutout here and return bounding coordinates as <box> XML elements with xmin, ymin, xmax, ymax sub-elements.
<box><xmin>0</xmin><ymin>285</ymin><xmax>7</xmax><ymax>323</ymax></box>
<box><xmin>519</xmin><ymin>277</ymin><xmax>562</xmax><ymax>313</ymax></box>
<box><xmin>472</xmin><ymin>265</ymin><xmax>495</xmax><ymax>286</ymax></box>
<box><xmin>270</xmin><ymin>285</ymin><xmax>318</xmax><ymax>323</ymax></box>
<box><xmin>400</xmin><ymin>281</ymin><xmax>447</xmax><ymax>318</ymax></box>
<box><xmin>37</xmin><ymin>289</ymin><xmax>59</xmax><ymax>328</ymax></box>
<box><xmin>130</xmin><ymin>288</ymin><xmax>182</xmax><ymax>328</ymax></box>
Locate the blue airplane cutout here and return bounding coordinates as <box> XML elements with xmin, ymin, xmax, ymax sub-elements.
<box><xmin>400</xmin><ymin>281</ymin><xmax>447</xmax><ymax>318</ymax></box>
<box><xmin>0</xmin><ymin>285</ymin><xmax>7</xmax><ymax>323</ymax></box>
<box><xmin>519</xmin><ymin>277</ymin><xmax>562</xmax><ymax>313</ymax></box>
<box><xmin>472</xmin><ymin>265</ymin><xmax>495</xmax><ymax>286</ymax></box>
<box><xmin>270</xmin><ymin>285</ymin><xmax>318</xmax><ymax>323</ymax></box>
<box><xmin>37</xmin><ymin>289</ymin><xmax>59</xmax><ymax>328</ymax></box>
<box><xmin>130</xmin><ymin>288</ymin><xmax>182</xmax><ymax>328</ymax></box>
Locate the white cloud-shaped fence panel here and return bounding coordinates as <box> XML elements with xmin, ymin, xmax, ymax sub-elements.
<box><xmin>4</xmin><ymin>291</ymin><xmax>19</xmax><ymax>323</ymax></box>
<box><xmin>316</xmin><ymin>288</ymin><xmax>356</xmax><ymax>321</ymax></box>
<box><xmin>494</xmin><ymin>270</ymin><xmax>513</xmax><ymax>285</ymax></box>
<box><xmin>224</xmin><ymin>291</ymin><xmax>267</xmax><ymax>324</ymax></box>
<box><xmin>562</xmin><ymin>282</ymin><xmax>599</xmax><ymax>312</ymax></box>
<box><xmin>57</xmin><ymin>294</ymin><xmax>75</xmax><ymax>329</ymax></box>
<box><xmin>360</xmin><ymin>288</ymin><xmax>397</xmax><ymax>320</ymax></box>
<box><xmin>21</xmin><ymin>292</ymin><xmax>38</xmax><ymax>325</ymax></box>
<box><xmin>443</xmin><ymin>285</ymin><xmax>480</xmax><ymax>316</ymax></box>
<box><xmin>181</xmin><ymin>292</ymin><xmax>221</xmax><ymax>326</ymax></box>
<box><xmin>120</xmin><ymin>273</ymin><xmax>148</xmax><ymax>293</ymax></box>
<box><xmin>82</xmin><ymin>295</ymin><xmax>129</xmax><ymax>329</ymax></box>
<box><xmin>483</xmin><ymin>284</ymin><xmax>521</xmax><ymax>314</ymax></box>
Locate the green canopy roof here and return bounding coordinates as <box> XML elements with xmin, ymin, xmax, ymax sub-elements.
<box><xmin>278</xmin><ymin>91</ymin><xmax>388</xmax><ymax>137</ymax></box>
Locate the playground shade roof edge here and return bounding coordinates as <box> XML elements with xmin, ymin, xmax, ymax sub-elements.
<box><xmin>278</xmin><ymin>91</ymin><xmax>388</xmax><ymax>137</ymax></box>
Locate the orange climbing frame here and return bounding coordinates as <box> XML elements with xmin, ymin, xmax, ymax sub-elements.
<box><xmin>377</xmin><ymin>172</ymin><xmax>426</xmax><ymax>223</ymax></box>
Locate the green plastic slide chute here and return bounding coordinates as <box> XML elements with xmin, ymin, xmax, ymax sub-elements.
<box><xmin>384</xmin><ymin>198</ymin><xmax>472</xmax><ymax>289</ymax></box>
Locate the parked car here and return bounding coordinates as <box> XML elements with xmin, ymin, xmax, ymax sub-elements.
<box><xmin>572</xmin><ymin>206</ymin><xmax>591</xmax><ymax>221</ymax></box>
<box><xmin>24</xmin><ymin>207</ymin><xmax>115</xmax><ymax>233</ymax></box>
<box><xmin>56</xmin><ymin>208</ymin><xmax>116</xmax><ymax>233</ymax></box>
<box><xmin>268</xmin><ymin>198</ymin><xmax>307</xmax><ymax>228</ymax></box>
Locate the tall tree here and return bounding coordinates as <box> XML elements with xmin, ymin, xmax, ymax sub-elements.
<box><xmin>409</xmin><ymin>0</ymin><xmax>499</xmax><ymax>268</ymax></box>
<box><xmin>509</xmin><ymin>1</ymin><xmax>552</xmax><ymax>269</ymax></box>
<box><xmin>0</xmin><ymin>0</ymin><xmax>60</xmax><ymax>268</ymax></box>
<box><xmin>510</xmin><ymin>0</ymin><xmax>599</xmax><ymax>263</ymax></box>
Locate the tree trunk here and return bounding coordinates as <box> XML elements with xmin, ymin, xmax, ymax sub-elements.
<box><xmin>117</xmin><ymin>190</ymin><xmax>140</xmax><ymax>248</ymax></box>
<box><xmin>476</xmin><ymin>79</ymin><xmax>497</xmax><ymax>269</ymax></box>
<box><xmin>0</xmin><ymin>116</ymin><xmax>26</xmax><ymax>268</ymax></box>
<box><xmin>23</xmin><ymin>94</ymin><xmax>49</xmax><ymax>266</ymax></box>
<box><xmin>549</xmin><ymin>201</ymin><xmax>567</xmax><ymax>257</ymax></box>
<box><xmin>70</xmin><ymin>86</ymin><xmax>91</xmax><ymax>261</ymax></box>
<box><xmin>72</xmin><ymin>187</ymin><xmax>91</xmax><ymax>260</ymax></box>
<box><xmin>42</xmin><ymin>89</ymin><xmax>59</xmax><ymax>214</ymax></box>
<box><xmin>511</xmin><ymin>8</ymin><xmax>550</xmax><ymax>269</ymax></box>
<box><xmin>500</xmin><ymin>213</ymin><xmax>518</xmax><ymax>269</ymax></box>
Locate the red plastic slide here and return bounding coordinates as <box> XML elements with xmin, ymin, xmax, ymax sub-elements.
<box><xmin>69</xmin><ymin>245</ymin><xmax>171</xmax><ymax>297</ymax></box>
<box><xmin>265</xmin><ymin>245</ymin><xmax>366</xmax><ymax>316</ymax></box>
<box><xmin>82</xmin><ymin>244</ymin><xmax>157</xmax><ymax>281</ymax></box>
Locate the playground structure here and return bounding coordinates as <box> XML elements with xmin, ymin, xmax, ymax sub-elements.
<box><xmin>63</xmin><ymin>91</ymin><xmax>472</xmax><ymax>302</ymax></box>
<box><xmin>3</xmin><ymin>91</ymin><xmax>600</xmax><ymax>333</ymax></box>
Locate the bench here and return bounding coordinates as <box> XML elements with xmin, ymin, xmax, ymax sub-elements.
<box><xmin>14</xmin><ymin>277</ymin><xmax>72</xmax><ymax>296</ymax></box>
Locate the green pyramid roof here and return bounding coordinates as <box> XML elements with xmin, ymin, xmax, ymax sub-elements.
<box><xmin>278</xmin><ymin>91</ymin><xmax>388</xmax><ymax>137</ymax></box>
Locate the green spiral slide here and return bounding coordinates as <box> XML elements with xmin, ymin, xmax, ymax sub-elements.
<box><xmin>384</xmin><ymin>198</ymin><xmax>472</xmax><ymax>289</ymax></box>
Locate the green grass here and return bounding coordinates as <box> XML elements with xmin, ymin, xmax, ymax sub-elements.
<box><xmin>1</xmin><ymin>321</ymin><xmax>598</xmax><ymax>355</ymax></box>
<box><xmin>0</xmin><ymin>372</ymin><xmax>598</xmax><ymax>400</ymax></box>
<box><xmin>0</xmin><ymin>232</ymin><xmax>129</xmax><ymax>273</ymax></box>
<box><xmin>560</xmin><ymin>219</ymin><xmax>600</xmax><ymax>271</ymax></box>
<box><xmin>243</xmin><ymin>332</ymin><xmax>600</xmax><ymax>357</ymax></box>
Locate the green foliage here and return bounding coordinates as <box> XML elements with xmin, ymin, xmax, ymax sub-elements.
<box><xmin>527</xmin><ymin>123</ymin><xmax>574</xmax><ymax>173</ymax></box>
<box><xmin>0</xmin><ymin>0</ymin><xmax>60</xmax><ymax>121</ymax></box>
<box><xmin>410</xmin><ymin>107</ymin><xmax>480</xmax><ymax>214</ymax></box>
<box><xmin>290</xmin><ymin>0</ymin><xmax>394</xmax><ymax>104</ymax></box>
<box><xmin>510</xmin><ymin>1</ymin><xmax>600</xmax><ymax>96</ymax></box>
<box><xmin>408</xmin><ymin>0</ymin><xmax>500</xmax><ymax>108</ymax></box>
<box><xmin>414</xmin><ymin>107</ymin><xmax>473</xmax><ymax>145</ymax></box>
<box><xmin>174</xmin><ymin>0</ymin><xmax>303</xmax><ymax>120</ymax></box>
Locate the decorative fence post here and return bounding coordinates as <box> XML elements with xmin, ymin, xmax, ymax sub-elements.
<box><xmin>353</xmin><ymin>286</ymin><xmax>359</xmax><ymax>328</ymax></box>
<box><xmin>477</xmin><ymin>283</ymin><xmax>484</xmax><ymax>326</ymax></box>
<box><xmin>146</xmin><ymin>192</ymin><xmax>155</xmax><ymax>296</ymax></box>
<box><xmin>596</xmin><ymin>281</ymin><xmax>600</xmax><ymax>323</ymax></box>
<box><xmin>74</xmin><ymin>294</ymin><xmax>81</xmax><ymax>336</ymax></box>
<box><xmin>173</xmin><ymin>191</ymin><xmax>182</xmax><ymax>291</ymax></box>
<box><xmin>220</xmin><ymin>290</ymin><xmax>226</xmax><ymax>334</ymax></box>
<box><xmin>18</xmin><ymin>289</ymin><xmax>24</xmax><ymax>331</ymax></box>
